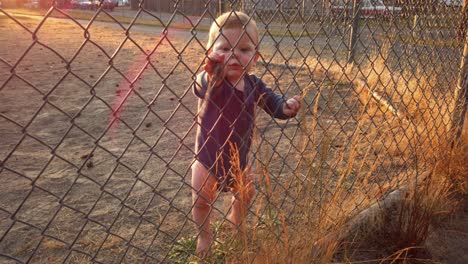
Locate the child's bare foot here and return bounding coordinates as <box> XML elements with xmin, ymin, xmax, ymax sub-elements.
<box><xmin>226</xmin><ymin>213</ymin><xmax>240</xmax><ymax>231</ymax></box>
<box><xmin>196</xmin><ymin>234</ymin><xmax>212</xmax><ymax>258</ymax></box>
<box><xmin>227</xmin><ymin>213</ymin><xmax>248</xmax><ymax>241</ymax></box>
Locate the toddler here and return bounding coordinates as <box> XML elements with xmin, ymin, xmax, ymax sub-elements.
<box><xmin>192</xmin><ymin>11</ymin><xmax>301</xmax><ymax>255</ymax></box>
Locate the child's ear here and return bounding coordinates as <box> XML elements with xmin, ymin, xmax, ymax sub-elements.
<box><xmin>254</xmin><ymin>52</ymin><xmax>260</xmax><ymax>63</ymax></box>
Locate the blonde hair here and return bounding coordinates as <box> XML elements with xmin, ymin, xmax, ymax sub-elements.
<box><xmin>206</xmin><ymin>11</ymin><xmax>259</xmax><ymax>50</ymax></box>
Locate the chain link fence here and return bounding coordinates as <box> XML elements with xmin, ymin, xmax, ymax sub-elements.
<box><xmin>0</xmin><ymin>0</ymin><xmax>466</xmax><ymax>263</ymax></box>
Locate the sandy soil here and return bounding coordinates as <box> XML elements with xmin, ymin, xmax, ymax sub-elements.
<box><xmin>0</xmin><ymin>14</ymin><xmax>322</xmax><ymax>263</ymax></box>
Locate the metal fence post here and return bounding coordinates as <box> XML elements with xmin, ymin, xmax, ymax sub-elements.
<box><xmin>218</xmin><ymin>0</ymin><xmax>226</xmax><ymax>16</ymax></box>
<box><xmin>130</xmin><ymin>0</ymin><xmax>138</xmax><ymax>10</ymax></box>
<box><xmin>452</xmin><ymin>34</ymin><xmax>468</xmax><ymax>143</ymax></box>
<box><xmin>348</xmin><ymin>0</ymin><xmax>361</xmax><ymax>64</ymax></box>
<box><xmin>412</xmin><ymin>14</ymin><xmax>420</xmax><ymax>39</ymax></box>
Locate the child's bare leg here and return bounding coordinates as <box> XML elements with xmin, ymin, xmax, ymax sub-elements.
<box><xmin>191</xmin><ymin>161</ymin><xmax>218</xmax><ymax>255</ymax></box>
<box><xmin>227</xmin><ymin>173</ymin><xmax>255</xmax><ymax>230</ymax></box>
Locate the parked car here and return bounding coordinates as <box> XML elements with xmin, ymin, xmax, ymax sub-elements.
<box><xmin>71</xmin><ymin>0</ymin><xmax>93</xmax><ymax>9</ymax></box>
<box><xmin>118</xmin><ymin>0</ymin><xmax>129</xmax><ymax>6</ymax></box>
<box><xmin>331</xmin><ymin>0</ymin><xmax>402</xmax><ymax>19</ymax></box>
<box><xmin>70</xmin><ymin>0</ymin><xmax>115</xmax><ymax>11</ymax></box>
<box><xmin>96</xmin><ymin>0</ymin><xmax>115</xmax><ymax>11</ymax></box>
<box><xmin>24</xmin><ymin>0</ymin><xmax>40</xmax><ymax>8</ymax></box>
<box><xmin>440</xmin><ymin>0</ymin><xmax>463</xmax><ymax>7</ymax></box>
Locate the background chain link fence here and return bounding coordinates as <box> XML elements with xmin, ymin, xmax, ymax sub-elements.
<box><xmin>1</xmin><ymin>0</ymin><xmax>466</xmax><ymax>262</ymax></box>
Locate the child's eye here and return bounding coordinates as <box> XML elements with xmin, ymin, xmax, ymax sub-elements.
<box><xmin>241</xmin><ymin>48</ymin><xmax>251</xmax><ymax>52</ymax></box>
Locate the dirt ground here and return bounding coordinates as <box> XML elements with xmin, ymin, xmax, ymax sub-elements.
<box><xmin>426</xmin><ymin>200</ymin><xmax>468</xmax><ymax>264</ymax></box>
<box><xmin>0</xmin><ymin>11</ymin><xmax>466</xmax><ymax>263</ymax></box>
<box><xmin>0</xmin><ymin>14</ymin><xmax>319</xmax><ymax>263</ymax></box>
<box><xmin>342</xmin><ymin>198</ymin><xmax>468</xmax><ymax>264</ymax></box>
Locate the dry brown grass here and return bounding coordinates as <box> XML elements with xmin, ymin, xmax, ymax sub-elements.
<box><xmin>224</xmin><ymin>108</ymin><xmax>384</xmax><ymax>263</ymax></box>
<box><xmin>1</xmin><ymin>13</ymin><xmax>465</xmax><ymax>263</ymax></box>
<box><xmin>358</xmin><ymin>42</ymin><xmax>455</xmax><ymax>159</ymax></box>
<box><xmin>343</xmin><ymin>45</ymin><xmax>466</xmax><ymax>262</ymax></box>
<box><xmin>221</xmin><ymin>44</ymin><xmax>467</xmax><ymax>263</ymax></box>
<box><xmin>359</xmin><ymin>136</ymin><xmax>467</xmax><ymax>263</ymax></box>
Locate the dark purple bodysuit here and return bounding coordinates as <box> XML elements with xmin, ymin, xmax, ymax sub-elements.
<box><xmin>193</xmin><ymin>71</ymin><xmax>291</xmax><ymax>191</ymax></box>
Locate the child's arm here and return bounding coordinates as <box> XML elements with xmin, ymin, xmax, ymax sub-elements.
<box><xmin>204</xmin><ymin>53</ymin><xmax>225</xmax><ymax>87</ymax></box>
<box><xmin>193</xmin><ymin>53</ymin><xmax>225</xmax><ymax>99</ymax></box>
<box><xmin>193</xmin><ymin>71</ymin><xmax>210</xmax><ymax>99</ymax></box>
<box><xmin>282</xmin><ymin>95</ymin><xmax>301</xmax><ymax>117</ymax></box>
<box><xmin>254</xmin><ymin>76</ymin><xmax>301</xmax><ymax>119</ymax></box>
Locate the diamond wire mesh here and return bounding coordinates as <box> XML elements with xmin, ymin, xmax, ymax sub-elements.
<box><xmin>0</xmin><ymin>0</ymin><xmax>466</xmax><ymax>263</ymax></box>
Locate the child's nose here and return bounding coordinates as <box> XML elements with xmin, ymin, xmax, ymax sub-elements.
<box><xmin>230</xmin><ymin>49</ymin><xmax>240</xmax><ymax>60</ymax></box>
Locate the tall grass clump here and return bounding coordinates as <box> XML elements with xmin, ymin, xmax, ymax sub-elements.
<box><xmin>351</xmin><ymin>135</ymin><xmax>467</xmax><ymax>263</ymax></box>
<box><xmin>358</xmin><ymin>41</ymin><xmax>455</xmax><ymax>161</ymax></box>
<box><xmin>223</xmin><ymin>93</ymin><xmax>397</xmax><ymax>262</ymax></box>
<box><xmin>177</xmin><ymin>41</ymin><xmax>465</xmax><ymax>263</ymax></box>
<box><xmin>345</xmin><ymin>41</ymin><xmax>465</xmax><ymax>261</ymax></box>
<box><xmin>222</xmin><ymin>42</ymin><xmax>465</xmax><ymax>263</ymax></box>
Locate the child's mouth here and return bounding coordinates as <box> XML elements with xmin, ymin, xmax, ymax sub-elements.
<box><xmin>228</xmin><ymin>64</ymin><xmax>243</xmax><ymax>70</ymax></box>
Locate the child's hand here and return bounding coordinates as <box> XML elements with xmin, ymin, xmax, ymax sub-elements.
<box><xmin>283</xmin><ymin>95</ymin><xmax>301</xmax><ymax>116</ymax></box>
<box><xmin>204</xmin><ymin>52</ymin><xmax>225</xmax><ymax>86</ymax></box>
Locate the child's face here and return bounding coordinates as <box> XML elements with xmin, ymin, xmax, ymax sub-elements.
<box><xmin>211</xmin><ymin>27</ymin><xmax>258</xmax><ymax>83</ymax></box>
